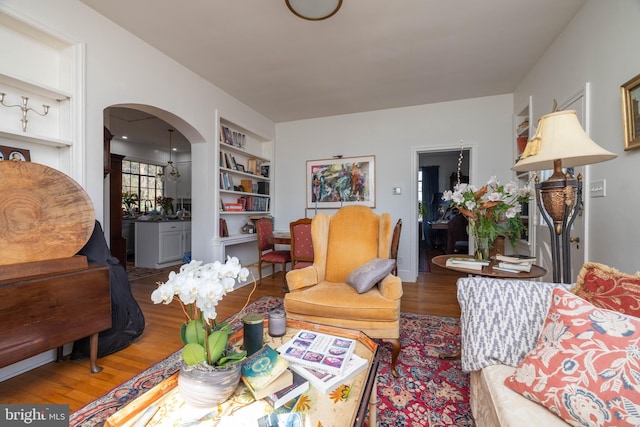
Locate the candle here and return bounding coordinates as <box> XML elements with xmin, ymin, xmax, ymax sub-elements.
<box><xmin>242</xmin><ymin>313</ymin><xmax>264</xmax><ymax>356</ymax></box>
<box><xmin>268</xmin><ymin>309</ymin><xmax>286</xmax><ymax>337</ymax></box>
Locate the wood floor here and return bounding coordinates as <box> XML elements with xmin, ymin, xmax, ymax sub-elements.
<box><xmin>0</xmin><ymin>251</ymin><xmax>464</xmax><ymax>411</ymax></box>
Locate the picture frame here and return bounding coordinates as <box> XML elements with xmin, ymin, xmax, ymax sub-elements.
<box><xmin>236</xmin><ymin>164</ymin><xmax>245</xmax><ymax>172</ymax></box>
<box><xmin>621</xmin><ymin>73</ymin><xmax>640</xmax><ymax>150</ymax></box>
<box><xmin>0</xmin><ymin>145</ymin><xmax>30</xmax><ymax>161</ymax></box>
<box><xmin>306</xmin><ymin>155</ymin><xmax>375</xmax><ymax>209</ymax></box>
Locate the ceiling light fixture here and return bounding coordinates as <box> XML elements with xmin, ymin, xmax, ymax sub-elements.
<box><xmin>158</xmin><ymin>129</ymin><xmax>181</xmax><ymax>183</ymax></box>
<box><xmin>285</xmin><ymin>0</ymin><xmax>343</xmax><ymax>21</ymax></box>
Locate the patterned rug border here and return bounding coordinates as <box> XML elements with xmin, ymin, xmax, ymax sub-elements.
<box><xmin>70</xmin><ymin>297</ymin><xmax>471</xmax><ymax>427</ymax></box>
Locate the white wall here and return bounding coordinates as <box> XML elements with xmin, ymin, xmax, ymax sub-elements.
<box><xmin>1</xmin><ymin>0</ymin><xmax>275</xmax><ymax>265</ymax></box>
<box><xmin>514</xmin><ymin>0</ymin><xmax>640</xmax><ymax>273</ymax></box>
<box><xmin>275</xmin><ymin>94</ymin><xmax>514</xmax><ymax>281</ymax></box>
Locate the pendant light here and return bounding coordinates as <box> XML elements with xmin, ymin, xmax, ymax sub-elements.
<box><xmin>158</xmin><ymin>129</ymin><xmax>181</xmax><ymax>183</ymax></box>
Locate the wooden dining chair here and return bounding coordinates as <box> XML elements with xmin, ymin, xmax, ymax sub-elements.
<box><xmin>289</xmin><ymin>218</ymin><xmax>314</xmax><ymax>270</ymax></box>
<box><xmin>390</xmin><ymin>219</ymin><xmax>402</xmax><ymax>275</ymax></box>
<box><xmin>255</xmin><ymin>218</ymin><xmax>291</xmax><ymax>288</ymax></box>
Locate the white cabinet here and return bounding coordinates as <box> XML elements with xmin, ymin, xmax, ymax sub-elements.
<box><xmin>135</xmin><ymin>221</ymin><xmax>191</xmax><ymax>268</ymax></box>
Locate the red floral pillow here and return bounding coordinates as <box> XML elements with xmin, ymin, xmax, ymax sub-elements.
<box><xmin>571</xmin><ymin>262</ymin><xmax>640</xmax><ymax>317</ymax></box>
<box><xmin>505</xmin><ymin>288</ymin><xmax>640</xmax><ymax>427</ymax></box>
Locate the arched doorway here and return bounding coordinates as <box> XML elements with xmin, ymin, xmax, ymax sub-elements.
<box><xmin>102</xmin><ymin>104</ymin><xmax>202</xmax><ymax>267</ymax></box>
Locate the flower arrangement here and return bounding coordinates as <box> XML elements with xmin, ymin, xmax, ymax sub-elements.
<box><xmin>442</xmin><ymin>176</ymin><xmax>534</xmax><ymax>255</ymax></box>
<box><xmin>156</xmin><ymin>196</ymin><xmax>174</xmax><ymax>215</ymax></box>
<box><xmin>151</xmin><ymin>257</ymin><xmax>253</xmax><ymax>367</ymax></box>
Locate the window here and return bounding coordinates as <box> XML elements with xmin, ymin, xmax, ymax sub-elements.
<box><xmin>122</xmin><ymin>160</ymin><xmax>164</xmax><ymax>213</ymax></box>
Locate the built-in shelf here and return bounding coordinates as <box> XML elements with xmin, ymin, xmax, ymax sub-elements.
<box><xmin>0</xmin><ymin>72</ymin><xmax>71</xmax><ymax>101</ymax></box>
<box><xmin>0</xmin><ymin>129</ymin><xmax>71</xmax><ymax>147</ymax></box>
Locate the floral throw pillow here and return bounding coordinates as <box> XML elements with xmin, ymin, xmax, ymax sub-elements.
<box><xmin>505</xmin><ymin>288</ymin><xmax>640</xmax><ymax>427</ymax></box>
<box><xmin>571</xmin><ymin>262</ymin><xmax>640</xmax><ymax>317</ymax></box>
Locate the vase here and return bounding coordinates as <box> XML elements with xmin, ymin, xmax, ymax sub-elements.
<box><xmin>177</xmin><ymin>360</ymin><xmax>242</xmax><ymax>408</ymax></box>
<box><xmin>475</xmin><ymin>237</ymin><xmax>490</xmax><ymax>262</ymax></box>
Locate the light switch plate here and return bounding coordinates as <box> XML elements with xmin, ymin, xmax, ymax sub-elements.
<box><xmin>590</xmin><ymin>179</ymin><xmax>606</xmax><ymax>198</ymax></box>
<box><xmin>392</xmin><ymin>187</ymin><xmax>401</xmax><ymax>195</ymax></box>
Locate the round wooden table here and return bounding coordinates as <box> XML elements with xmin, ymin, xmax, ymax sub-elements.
<box><xmin>431</xmin><ymin>254</ymin><xmax>546</xmax><ymax>279</ymax></box>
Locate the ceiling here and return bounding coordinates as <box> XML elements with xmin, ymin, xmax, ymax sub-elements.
<box><xmin>81</xmin><ymin>0</ymin><xmax>586</xmax><ymax>153</ymax></box>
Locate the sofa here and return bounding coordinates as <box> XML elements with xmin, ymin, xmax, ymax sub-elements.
<box><xmin>457</xmin><ymin>262</ymin><xmax>640</xmax><ymax>427</ymax></box>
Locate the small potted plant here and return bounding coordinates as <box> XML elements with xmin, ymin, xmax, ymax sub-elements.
<box><xmin>151</xmin><ymin>257</ymin><xmax>252</xmax><ymax>407</ymax></box>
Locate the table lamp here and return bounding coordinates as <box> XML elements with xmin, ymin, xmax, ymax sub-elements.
<box><xmin>512</xmin><ymin>110</ymin><xmax>616</xmax><ymax>283</ymax></box>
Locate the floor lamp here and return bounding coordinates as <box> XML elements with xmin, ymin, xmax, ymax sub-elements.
<box><xmin>512</xmin><ymin>110</ymin><xmax>616</xmax><ymax>283</ymax></box>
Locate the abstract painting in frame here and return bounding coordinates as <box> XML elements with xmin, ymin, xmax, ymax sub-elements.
<box><xmin>621</xmin><ymin>73</ymin><xmax>640</xmax><ymax>150</ymax></box>
<box><xmin>306</xmin><ymin>155</ymin><xmax>375</xmax><ymax>209</ymax></box>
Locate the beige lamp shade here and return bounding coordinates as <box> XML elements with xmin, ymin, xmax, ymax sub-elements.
<box><xmin>512</xmin><ymin>110</ymin><xmax>616</xmax><ymax>172</ymax></box>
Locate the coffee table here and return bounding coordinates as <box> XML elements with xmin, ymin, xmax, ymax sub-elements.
<box><xmin>104</xmin><ymin>319</ymin><xmax>379</xmax><ymax>427</ymax></box>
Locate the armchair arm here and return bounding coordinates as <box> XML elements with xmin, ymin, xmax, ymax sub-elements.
<box><xmin>285</xmin><ymin>266</ymin><xmax>319</xmax><ymax>291</ymax></box>
<box><xmin>378</xmin><ymin>274</ymin><xmax>402</xmax><ymax>300</ymax></box>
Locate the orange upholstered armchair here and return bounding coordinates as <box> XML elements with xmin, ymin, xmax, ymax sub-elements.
<box><xmin>284</xmin><ymin>206</ymin><xmax>403</xmax><ymax>374</ymax></box>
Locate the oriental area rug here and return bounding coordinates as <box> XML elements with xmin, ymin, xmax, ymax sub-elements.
<box><xmin>70</xmin><ymin>297</ymin><xmax>472</xmax><ymax>427</ymax></box>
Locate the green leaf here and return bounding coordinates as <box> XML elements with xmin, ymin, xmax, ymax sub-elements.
<box><xmin>182</xmin><ymin>343</ymin><xmax>206</xmax><ymax>365</ymax></box>
<box><xmin>182</xmin><ymin>319</ymin><xmax>206</xmax><ymax>345</ymax></box>
<box><xmin>206</xmin><ymin>330</ymin><xmax>229</xmax><ymax>365</ymax></box>
<box><xmin>217</xmin><ymin>350</ymin><xmax>247</xmax><ymax>367</ymax></box>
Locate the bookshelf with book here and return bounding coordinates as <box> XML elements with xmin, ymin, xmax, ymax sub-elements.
<box><xmin>214</xmin><ymin>111</ymin><xmax>274</xmax><ymax>264</ymax></box>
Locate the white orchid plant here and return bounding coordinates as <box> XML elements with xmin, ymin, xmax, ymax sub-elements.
<box><xmin>151</xmin><ymin>257</ymin><xmax>251</xmax><ymax>367</ymax></box>
<box><xmin>442</xmin><ymin>176</ymin><xmax>534</xmax><ymax>248</ymax></box>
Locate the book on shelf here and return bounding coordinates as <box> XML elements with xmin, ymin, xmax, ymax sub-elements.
<box><xmin>241</xmin><ymin>345</ymin><xmax>292</xmax><ymax>400</ymax></box>
<box><xmin>277</xmin><ymin>330</ymin><xmax>356</xmax><ymax>376</ymax></box>
<box><xmin>264</xmin><ymin>370</ymin><xmax>309</xmax><ymax>409</ymax></box>
<box><xmin>497</xmin><ymin>261</ymin><xmax>533</xmax><ymax>272</ymax></box>
<box><xmin>496</xmin><ymin>254</ymin><xmax>536</xmax><ymax>264</ymax></box>
<box><xmin>289</xmin><ymin>353</ymin><xmax>368</xmax><ymax>395</ymax></box>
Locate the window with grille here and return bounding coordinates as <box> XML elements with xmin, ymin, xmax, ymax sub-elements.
<box><xmin>122</xmin><ymin>160</ymin><xmax>164</xmax><ymax>213</ymax></box>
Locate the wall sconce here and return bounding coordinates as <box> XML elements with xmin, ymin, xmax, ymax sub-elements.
<box><xmin>0</xmin><ymin>93</ymin><xmax>50</xmax><ymax>132</ymax></box>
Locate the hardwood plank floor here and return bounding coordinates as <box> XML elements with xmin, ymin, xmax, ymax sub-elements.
<box><xmin>0</xmin><ymin>251</ymin><xmax>464</xmax><ymax>411</ymax></box>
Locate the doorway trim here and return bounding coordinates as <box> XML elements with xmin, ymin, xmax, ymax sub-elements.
<box><xmin>410</xmin><ymin>143</ymin><xmax>477</xmax><ymax>281</ymax></box>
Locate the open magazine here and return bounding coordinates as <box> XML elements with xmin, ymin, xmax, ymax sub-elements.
<box><xmin>277</xmin><ymin>330</ymin><xmax>356</xmax><ymax>376</ymax></box>
<box><xmin>289</xmin><ymin>353</ymin><xmax>368</xmax><ymax>394</ymax></box>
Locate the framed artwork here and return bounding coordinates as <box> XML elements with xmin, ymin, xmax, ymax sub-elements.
<box><xmin>0</xmin><ymin>145</ymin><xmax>30</xmax><ymax>161</ymax></box>
<box><xmin>306</xmin><ymin>155</ymin><xmax>375</xmax><ymax>209</ymax></box>
<box><xmin>621</xmin><ymin>73</ymin><xmax>640</xmax><ymax>150</ymax></box>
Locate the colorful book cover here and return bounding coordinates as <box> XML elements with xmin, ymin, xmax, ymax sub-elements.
<box><xmin>289</xmin><ymin>353</ymin><xmax>368</xmax><ymax>394</ymax></box>
<box><xmin>277</xmin><ymin>330</ymin><xmax>356</xmax><ymax>376</ymax></box>
<box><xmin>241</xmin><ymin>345</ymin><xmax>290</xmax><ymax>394</ymax></box>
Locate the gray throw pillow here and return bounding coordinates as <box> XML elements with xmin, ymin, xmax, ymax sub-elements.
<box><xmin>346</xmin><ymin>258</ymin><xmax>395</xmax><ymax>294</ymax></box>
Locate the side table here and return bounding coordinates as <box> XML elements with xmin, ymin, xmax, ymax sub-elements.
<box><xmin>431</xmin><ymin>254</ymin><xmax>547</xmax><ymax>279</ymax></box>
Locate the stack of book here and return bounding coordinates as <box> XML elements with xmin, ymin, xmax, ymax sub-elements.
<box><xmin>445</xmin><ymin>257</ymin><xmax>489</xmax><ymax>271</ymax></box>
<box><xmin>277</xmin><ymin>330</ymin><xmax>367</xmax><ymax>395</ymax></box>
<box><xmin>495</xmin><ymin>254</ymin><xmax>536</xmax><ymax>273</ymax></box>
<box><xmin>241</xmin><ymin>344</ymin><xmax>309</xmax><ymax>409</ymax></box>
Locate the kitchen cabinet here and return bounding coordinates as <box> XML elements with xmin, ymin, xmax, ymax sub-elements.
<box><xmin>135</xmin><ymin>220</ymin><xmax>191</xmax><ymax>268</ymax></box>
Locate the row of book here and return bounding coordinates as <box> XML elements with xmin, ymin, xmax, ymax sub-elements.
<box><xmin>240</xmin><ymin>330</ymin><xmax>368</xmax><ymax>410</ymax></box>
<box><xmin>220</xmin><ymin>150</ymin><xmax>269</xmax><ymax>178</ymax></box>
